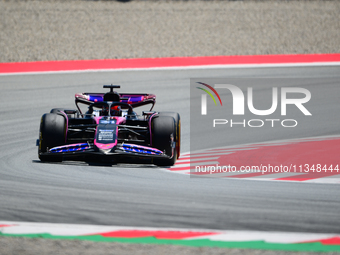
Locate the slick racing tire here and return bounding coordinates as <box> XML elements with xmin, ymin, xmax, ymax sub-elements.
<box><xmin>157</xmin><ymin>112</ymin><xmax>181</xmax><ymax>159</ymax></box>
<box><xmin>151</xmin><ymin>116</ymin><xmax>177</xmax><ymax>166</ymax></box>
<box><xmin>38</xmin><ymin>113</ymin><xmax>66</xmax><ymax>162</ymax></box>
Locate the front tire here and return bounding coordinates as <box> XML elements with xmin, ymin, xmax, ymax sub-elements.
<box><xmin>152</xmin><ymin>116</ymin><xmax>177</xmax><ymax>166</ymax></box>
<box><xmin>157</xmin><ymin>112</ymin><xmax>181</xmax><ymax>159</ymax></box>
<box><xmin>38</xmin><ymin>113</ymin><xmax>66</xmax><ymax>162</ymax></box>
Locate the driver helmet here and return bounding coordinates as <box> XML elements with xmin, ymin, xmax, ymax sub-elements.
<box><xmin>102</xmin><ymin>105</ymin><xmax>122</xmax><ymax>116</ymax></box>
<box><xmin>110</xmin><ymin>105</ymin><xmax>122</xmax><ymax>116</ymax></box>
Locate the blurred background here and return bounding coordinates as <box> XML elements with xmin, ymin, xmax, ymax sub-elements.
<box><xmin>1</xmin><ymin>0</ymin><xmax>339</xmax><ymax>63</ymax></box>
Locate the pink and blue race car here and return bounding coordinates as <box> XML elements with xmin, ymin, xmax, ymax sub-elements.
<box><xmin>37</xmin><ymin>85</ymin><xmax>180</xmax><ymax>166</ymax></box>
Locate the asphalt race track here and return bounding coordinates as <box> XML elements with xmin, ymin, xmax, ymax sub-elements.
<box><xmin>0</xmin><ymin>66</ymin><xmax>340</xmax><ymax>234</ymax></box>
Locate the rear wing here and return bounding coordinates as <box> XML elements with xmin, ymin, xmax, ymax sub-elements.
<box><xmin>75</xmin><ymin>93</ymin><xmax>156</xmax><ymax>114</ymax></box>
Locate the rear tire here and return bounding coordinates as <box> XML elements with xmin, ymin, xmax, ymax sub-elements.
<box><xmin>38</xmin><ymin>113</ymin><xmax>66</xmax><ymax>162</ymax></box>
<box><xmin>152</xmin><ymin>116</ymin><xmax>177</xmax><ymax>166</ymax></box>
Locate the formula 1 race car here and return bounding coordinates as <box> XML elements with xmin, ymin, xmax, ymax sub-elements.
<box><xmin>37</xmin><ymin>85</ymin><xmax>180</xmax><ymax>166</ymax></box>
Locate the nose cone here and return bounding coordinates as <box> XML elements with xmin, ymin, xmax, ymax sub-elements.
<box><xmin>95</xmin><ymin>143</ymin><xmax>116</xmax><ymax>154</ymax></box>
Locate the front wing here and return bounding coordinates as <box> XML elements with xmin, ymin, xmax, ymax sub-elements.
<box><xmin>38</xmin><ymin>142</ymin><xmax>173</xmax><ymax>161</ymax></box>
